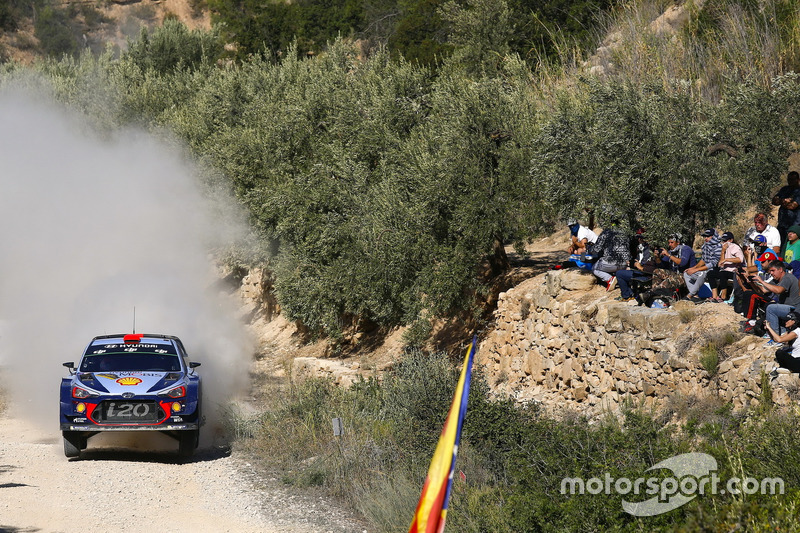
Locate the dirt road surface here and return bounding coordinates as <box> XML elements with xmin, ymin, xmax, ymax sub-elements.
<box><xmin>0</xmin><ymin>415</ymin><xmax>365</xmax><ymax>533</ymax></box>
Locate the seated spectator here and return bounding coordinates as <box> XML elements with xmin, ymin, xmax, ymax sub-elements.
<box><xmin>615</xmin><ymin>230</ymin><xmax>654</xmax><ymax>302</ymax></box>
<box><xmin>758</xmin><ymin>249</ymin><xmax>781</xmax><ymax>264</ymax></box>
<box><xmin>735</xmin><ymin>255</ymin><xmax>777</xmax><ymax>320</ymax></box>
<box><xmin>772</xmin><ymin>170</ymin><xmax>800</xmax><ymax>252</ymax></box>
<box><xmin>650</xmin><ymin>233</ymin><xmax>697</xmax><ymax>296</ymax></box>
<box><xmin>566</xmin><ymin>219</ymin><xmax>598</xmax><ymax>255</ymax></box>
<box><xmin>744</xmin><ymin>234</ymin><xmax>770</xmax><ymax>272</ymax></box>
<box><xmin>592</xmin><ymin>224</ymin><xmax>631</xmax><ymax>290</ymax></box>
<box><xmin>683</xmin><ymin>229</ymin><xmax>721</xmax><ymax>302</ymax></box>
<box><xmin>706</xmin><ymin>231</ymin><xmax>744</xmax><ymax>302</ymax></box>
<box><xmin>752</xmin><ymin>261</ymin><xmax>800</xmax><ymax>343</ymax></box>
<box><xmin>783</xmin><ymin>225</ymin><xmax>800</xmax><ymax>263</ymax></box>
<box><xmin>743</xmin><ymin>212</ymin><xmax>781</xmax><ymax>257</ymax></box>
<box><xmin>765</xmin><ymin>311</ymin><xmax>800</xmax><ymax>374</ymax></box>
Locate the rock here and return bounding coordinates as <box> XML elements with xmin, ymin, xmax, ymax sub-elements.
<box><xmin>560</xmin><ymin>270</ymin><xmax>597</xmax><ymax>291</ymax></box>
<box><xmin>668</xmin><ymin>357</ymin><xmax>690</xmax><ymax>370</ymax></box>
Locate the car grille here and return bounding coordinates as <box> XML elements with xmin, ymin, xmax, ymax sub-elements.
<box><xmin>94</xmin><ymin>400</ymin><xmax>163</xmax><ymax>423</ymax></box>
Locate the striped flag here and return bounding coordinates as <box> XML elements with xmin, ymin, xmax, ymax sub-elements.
<box><xmin>409</xmin><ymin>335</ymin><xmax>477</xmax><ymax>533</ymax></box>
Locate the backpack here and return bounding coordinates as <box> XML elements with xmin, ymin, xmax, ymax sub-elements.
<box><xmin>751</xmin><ymin>318</ymin><xmax>767</xmax><ymax>338</ymax></box>
<box><xmin>642</xmin><ymin>287</ymin><xmax>678</xmax><ymax>308</ymax></box>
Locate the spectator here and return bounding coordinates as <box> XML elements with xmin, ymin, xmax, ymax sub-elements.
<box><xmin>772</xmin><ymin>171</ymin><xmax>800</xmax><ymax>252</ymax></box>
<box><xmin>743</xmin><ymin>212</ymin><xmax>781</xmax><ymax>257</ymax></box>
<box><xmin>683</xmin><ymin>229</ymin><xmax>721</xmax><ymax>302</ymax></box>
<box><xmin>783</xmin><ymin>225</ymin><xmax>800</xmax><ymax>263</ymax></box>
<box><xmin>766</xmin><ymin>311</ymin><xmax>800</xmax><ymax>374</ymax></box>
<box><xmin>734</xmin><ymin>259</ymin><xmax>775</xmax><ymax>321</ymax></box>
<box><xmin>615</xmin><ymin>230</ymin><xmax>654</xmax><ymax>302</ymax></box>
<box><xmin>752</xmin><ymin>261</ymin><xmax>800</xmax><ymax>343</ymax></box>
<box><xmin>658</xmin><ymin>233</ymin><xmax>697</xmax><ymax>273</ymax></box>
<box><xmin>706</xmin><ymin>231</ymin><xmax>743</xmax><ymax>302</ymax></box>
<box><xmin>651</xmin><ymin>233</ymin><xmax>697</xmax><ymax>295</ymax></box>
<box><xmin>566</xmin><ymin>219</ymin><xmax>597</xmax><ymax>255</ymax></box>
<box><xmin>592</xmin><ymin>225</ymin><xmax>631</xmax><ymax>290</ymax></box>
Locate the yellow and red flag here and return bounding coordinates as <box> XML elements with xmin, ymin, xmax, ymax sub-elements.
<box><xmin>409</xmin><ymin>335</ymin><xmax>477</xmax><ymax>533</ymax></box>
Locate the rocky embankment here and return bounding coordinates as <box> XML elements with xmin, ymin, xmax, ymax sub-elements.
<box><xmin>479</xmin><ymin>269</ymin><xmax>800</xmax><ymax>416</ymax></box>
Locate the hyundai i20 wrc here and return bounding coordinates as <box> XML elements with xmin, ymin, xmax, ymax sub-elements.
<box><xmin>60</xmin><ymin>333</ymin><xmax>202</xmax><ymax>458</ymax></box>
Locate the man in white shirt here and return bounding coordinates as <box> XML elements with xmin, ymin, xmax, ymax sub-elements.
<box><xmin>566</xmin><ymin>219</ymin><xmax>597</xmax><ymax>255</ymax></box>
<box><xmin>743</xmin><ymin>212</ymin><xmax>781</xmax><ymax>257</ymax></box>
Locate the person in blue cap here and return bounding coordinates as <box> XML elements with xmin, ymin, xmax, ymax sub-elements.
<box><xmin>566</xmin><ymin>218</ymin><xmax>597</xmax><ymax>256</ymax></box>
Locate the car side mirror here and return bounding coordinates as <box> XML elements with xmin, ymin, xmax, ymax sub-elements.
<box><xmin>63</xmin><ymin>362</ymin><xmax>76</xmax><ymax>375</ymax></box>
<box><xmin>189</xmin><ymin>361</ymin><xmax>201</xmax><ymax>374</ymax></box>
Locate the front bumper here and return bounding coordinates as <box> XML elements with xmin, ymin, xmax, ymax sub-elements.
<box><xmin>60</xmin><ymin>422</ymin><xmax>199</xmax><ymax>431</ymax></box>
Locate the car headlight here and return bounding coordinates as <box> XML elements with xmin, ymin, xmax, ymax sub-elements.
<box><xmin>72</xmin><ymin>386</ymin><xmax>91</xmax><ymax>399</ymax></box>
<box><xmin>166</xmin><ymin>386</ymin><xmax>186</xmax><ymax>398</ymax></box>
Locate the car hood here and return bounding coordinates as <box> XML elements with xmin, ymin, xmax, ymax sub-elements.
<box><xmin>89</xmin><ymin>371</ymin><xmax>183</xmax><ymax>395</ymax></box>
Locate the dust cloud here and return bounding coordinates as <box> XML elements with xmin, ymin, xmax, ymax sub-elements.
<box><xmin>0</xmin><ymin>85</ymin><xmax>254</xmax><ymax>445</ymax></box>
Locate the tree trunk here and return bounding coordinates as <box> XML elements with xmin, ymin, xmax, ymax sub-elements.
<box><xmin>489</xmin><ymin>234</ymin><xmax>510</xmax><ymax>275</ymax></box>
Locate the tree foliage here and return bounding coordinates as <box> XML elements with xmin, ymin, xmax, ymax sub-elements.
<box><xmin>5</xmin><ymin>21</ymin><xmax>800</xmax><ymax>337</ymax></box>
<box><xmin>124</xmin><ymin>19</ymin><xmax>222</xmax><ymax>74</ymax></box>
<box><xmin>208</xmin><ymin>0</ymin><xmax>615</xmax><ymax>65</ymax></box>
<box><xmin>530</xmin><ymin>80</ymin><xmax>788</xmax><ymax>240</ymax></box>
<box><xmin>34</xmin><ymin>4</ymin><xmax>79</xmax><ymax>58</ymax></box>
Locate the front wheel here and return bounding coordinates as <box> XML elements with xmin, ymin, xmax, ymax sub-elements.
<box><xmin>63</xmin><ymin>431</ymin><xmax>85</xmax><ymax>458</ymax></box>
<box><xmin>178</xmin><ymin>429</ymin><xmax>199</xmax><ymax>458</ymax></box>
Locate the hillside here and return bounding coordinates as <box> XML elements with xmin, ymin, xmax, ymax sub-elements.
<box><xmin>4</xmin><ymin>1</ymin><xmax>800</xmax><ymax>530</ymax></box>
<box><xmin>0</xmin><ymin>0</ymin><xmax>208</xmax><ymax>63</ymax></box>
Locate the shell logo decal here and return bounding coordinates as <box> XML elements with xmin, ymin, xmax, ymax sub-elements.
<box><xmin>116</xmin><ymin>377</ymin><xmax>143</xmax><ymax>386</ymax></box>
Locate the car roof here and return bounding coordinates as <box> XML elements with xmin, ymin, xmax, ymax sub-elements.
<box><xmin>87</xmin><ymin>334</ymin><xmax>189</xmax><ymax>356</ymax></box>
<box><xmin>90</xmin><ymin>333</ymin><xmax>182</xmax><ymax>343</ymax></box>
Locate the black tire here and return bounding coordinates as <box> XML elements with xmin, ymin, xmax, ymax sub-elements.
<box><xmin>178</xmin><ymin>429</ymin><xmax>199</xmax><ymax>457</ymax></box>
<box><xmin>63</xmin><ymin>431</ymin><xmax>84</xmax><ymax>458</ymax></box>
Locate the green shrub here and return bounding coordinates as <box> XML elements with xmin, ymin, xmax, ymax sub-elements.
<box><xmin>213</xmin><ymin>341</ymin><xmax>800</xmax><ymax>532</ymax></box>
<box><xmin>34</xmin><ymin>5</ymin><xmax>78</xmax><ymax>58</ymax></box>
<box><xmin>124</xmin><ymin>19</ymin><xmax>222</xmax><ymax>74</ymax></box>
<box><xmin>699</xmin><ymin>343</ymin><xmax>720</xmax><ymax>376</ymax></box>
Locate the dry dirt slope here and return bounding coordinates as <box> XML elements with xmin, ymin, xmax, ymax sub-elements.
<box><xmin>0</xmin><ymin>414</ymin><xmax>365</xmax><ymax>533</ymax></box>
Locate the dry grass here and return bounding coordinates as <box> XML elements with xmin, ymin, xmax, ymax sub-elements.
<box><xmin>528</xmin><ymin>0</ymin><xmax>800</xmax><ymax>108</ymax></box>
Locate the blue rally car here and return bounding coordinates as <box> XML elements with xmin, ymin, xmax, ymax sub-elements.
<box><xmin>60</xmin><ymin>333</ymin><xmax>202</xmax><ymax>458</ymax></box>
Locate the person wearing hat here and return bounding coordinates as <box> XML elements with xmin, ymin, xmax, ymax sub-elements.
<box><xmin>771</xmin><ymin>170</ymin><xmax>800</xmax><ymax>253</ymax></box>
<box><xmin>706</xmin><ymin>231</ymin><xmax>744</xmax><ymax>302</ymax></box>
<box><xmin>682</xmin><ymin>229</ymin><xmax>721</xmax><ymax>302</ymax></box>
<box><xmin>566</xmin><ymin>218</ymin><xmax>597</xmax><ymax>255</ymax></box>
<box><xmin>765</xmin><ymin>311</ymin><xmax>800</xmax><ymax>373</ymax></box>
<box><xmin>783</xmin><ymin>225</ymin><xmax>800</xmax><ymax>263</ymax></box>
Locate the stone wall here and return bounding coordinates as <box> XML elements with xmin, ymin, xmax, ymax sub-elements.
<box><xmin>479</xmin><ymin>269</ymin><xmax>800</xmax><ymax>417</ymax></box>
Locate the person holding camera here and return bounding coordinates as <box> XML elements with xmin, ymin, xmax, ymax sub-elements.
<box><xmin>649</xmin><ymin>233</ymin><xmax>697</xmax><ymax>295</ymax></box>
<box><xmin>752</xmin><ymin>261</ymin><xmax>800</xmax><ymax>344</ymax></box>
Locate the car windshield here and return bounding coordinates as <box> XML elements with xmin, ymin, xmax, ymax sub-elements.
<box><xmin>79</xmin><ymin>343</ymin><xmax>182</xmax><ymax>372</ymax></box>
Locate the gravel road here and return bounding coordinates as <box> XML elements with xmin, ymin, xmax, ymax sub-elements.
<box><xmin>0</xmin><ymin>415</ymin><xmax>365</xmax><ymax>533</ymax></box>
